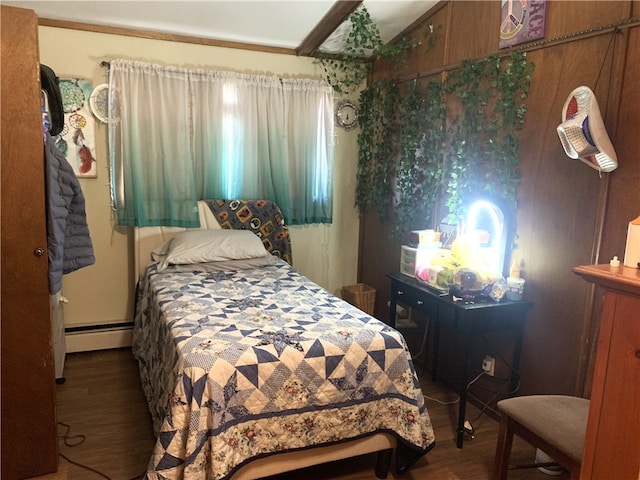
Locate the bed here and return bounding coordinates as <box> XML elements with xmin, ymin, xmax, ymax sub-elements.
<box><xmin>133</xmin><ymin>200</ymin><xmax>435</xmax><ymax>480</ymax></box>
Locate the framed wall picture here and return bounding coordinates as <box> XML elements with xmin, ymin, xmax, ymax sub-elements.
<box><xmin>499</xmin><ymin>0</ymin><xmax>547</xmax><ymax>49</ymax></box>
<box><xmin>55</xmin><ymin>77</ymin><xmax>98</xmax><ymax>178</ymax></box>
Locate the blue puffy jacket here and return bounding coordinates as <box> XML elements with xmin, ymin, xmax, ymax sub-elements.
<box><xmin>44</xmin><ymin>131</ymin><xmax>95</xmax><ymax>294</ymax></box>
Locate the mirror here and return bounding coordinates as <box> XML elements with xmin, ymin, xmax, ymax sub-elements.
<box><xmin>437</xmin><ymin>196</ymin><xmax>513</xmax><ymax>278</ymax></box>
<box><xmin>464</xmin><ymin>198</ymin><xmax>509</xmax><ymax>277</ymax></box>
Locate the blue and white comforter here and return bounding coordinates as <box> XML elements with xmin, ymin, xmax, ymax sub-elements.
<box><xmin>133</xmin><ymin>260</ymin><xmax>435</xmax><ymax>479</ymax></box>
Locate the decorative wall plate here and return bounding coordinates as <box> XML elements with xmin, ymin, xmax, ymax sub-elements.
<box><xmin>89</xmin><ymin>83</ymin><xmax>111</xmax><ymax>123</ymax></box>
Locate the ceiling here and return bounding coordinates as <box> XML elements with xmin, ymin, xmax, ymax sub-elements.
<box><xmin>3</xmin><ymin>0</ymin><xmax>439</xmax><ymax>55</ymax></box>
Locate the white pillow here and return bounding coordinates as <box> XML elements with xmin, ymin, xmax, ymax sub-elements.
<box><xmin>163</xmin><ymin>255</ymin><xmax>279</xmax><ymax>273</ymax></box>
<box><xmin>155</xmin><ymin>229</ymin><xmax>268</xmax><ymax>271</ymax></box>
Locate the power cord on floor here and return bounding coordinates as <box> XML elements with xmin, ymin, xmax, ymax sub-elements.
<box><xmin>57</xmin><ymin>422</ymin><xmax>145</xmax><ymax>480</ymax></box>
<box><xmin>460</xmin><ymin>334</ymin><xmax>523</xmax><ymax>438</ymax></box>
<box><xmin>58</xmin><ymin>421</ymin><xmax>86</xmax><ymax>447</ymax></box>
<box><xmin>463</xmin><ymin>377</ymin><xmax>517</xmax><ymax>438</ymax></box>
<box><xmin>423</xmin><ymin>393</ymin><xmax>460</xmax><ymax>405</ymax></box>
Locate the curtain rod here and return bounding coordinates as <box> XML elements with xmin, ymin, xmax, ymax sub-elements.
<box><xmin>395</xmin><ymin>16</ymin><xmax>640</xmax><ymax>85</ymax></box>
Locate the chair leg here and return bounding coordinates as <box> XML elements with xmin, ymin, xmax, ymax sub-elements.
<box><xmin>493</xmin><ymin>416</ymin><xmax>515</xmax><ymax>480</ymax></box>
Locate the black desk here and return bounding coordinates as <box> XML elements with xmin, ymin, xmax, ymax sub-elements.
<box><xmin>387</xmin><ymin>272</ymin><xmax>531</xmax><ymax>448</ymax></box>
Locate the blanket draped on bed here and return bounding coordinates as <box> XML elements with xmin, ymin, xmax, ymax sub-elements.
<box><xmin>134</xmin><ymin>261</ymin><xmax>434</xmax><ymax>480</ymax></box>
<box><xmin>204</xmin><ymin>199</ymin><xmax>292</xmax><ymax>265</ymax></box>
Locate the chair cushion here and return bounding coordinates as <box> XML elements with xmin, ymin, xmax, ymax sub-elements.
<box><xmin>497</xmin><ymin>395</ymin><xmax>589</xmax><ymax>462</ymax></box>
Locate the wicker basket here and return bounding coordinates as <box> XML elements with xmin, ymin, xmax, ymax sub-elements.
<box><xmin>341</xmin><ymin>283</ymin><xmax>376</xmax><ymax>316</ymax></box>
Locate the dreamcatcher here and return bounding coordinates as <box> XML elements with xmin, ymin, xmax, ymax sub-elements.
<box><xmin>57</xmin><ymin>78</ymin><xmax>97</xmax><ymax>175</ymax></box>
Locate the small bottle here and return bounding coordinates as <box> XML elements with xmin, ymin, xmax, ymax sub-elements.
<box><xmin>507</xmin><ymin>259</ymin><xmax>524</xmax><ymax>301</ymax></box>
<box><xmin>509</xmin><ymin>258</ymin><xmax>520</xmax><ymax>279</ymax></box>
<box><xmin>610</xmin><ymin>256</ymin><xmax>621</xmax><ymax>268</ymax></box>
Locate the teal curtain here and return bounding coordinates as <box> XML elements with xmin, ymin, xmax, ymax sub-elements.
<box><xmin>282</xmin><ymin>79</ymin><xmax>334</xmax><ymax>224</ymax></box>
<box><xmin>108</xmin><ymin>60</ymin><xmax>334</xmax><ymax>226</ymax></box>
<box><xmin>189</xmin><ymin>71</ymin><xmax>292</xmax><ymax>220</ymax></box>
<box><xmin>108</xmin><ymin>61</ymin><xmax>199</xmax><ymax>227</ymax></box>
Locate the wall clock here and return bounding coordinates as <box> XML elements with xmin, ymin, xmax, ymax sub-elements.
<box><xmin>335</xmin><ymin>100</ymin><xmax>359</xmax><ymax>131</ymax></box>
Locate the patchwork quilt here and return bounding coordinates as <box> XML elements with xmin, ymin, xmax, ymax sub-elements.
<box><xmin>134</xmin><ymin>261</ymin><xmax>435</xmax><ymax>480</ymax></box>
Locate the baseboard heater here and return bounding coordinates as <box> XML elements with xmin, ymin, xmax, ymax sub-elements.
<box><xmin>65</xmin><ymin>322</ymin><xmax>133</xmax><ymax>353</ymax></box>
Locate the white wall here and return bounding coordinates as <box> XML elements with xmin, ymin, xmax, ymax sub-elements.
<box><xmin>38</xmin><ymin>26</ymin><xmax>362</xmax><ymax>339</ymax></box>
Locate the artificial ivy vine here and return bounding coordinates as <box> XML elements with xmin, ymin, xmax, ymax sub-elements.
<box><xmin>317</xmin><ymin>5</ymin><xmax>534</xmax><ymax>237</ymax></box>
<box><xmin>355</xmin><ymin>81</ymin><xmax>400</xmax><ymax>218</ymax></box>
<box><xmin>443</xmin><ymin>53</ymin><xmax>534</xmax><ymax>222</ymax></box>
<box><xmin>356</xmin><ymin>52</ymin><xmax>534</xmax><ymax>236</ymax></box>
<box><xmin>393</xmin><ymin>79</ymin><xmax>446</xmax><ymax>237</ymax></box>
<box><xmin>317</xmin><ymin>6</ymin><xmax>433</xmax><ymax>95</ymax></box>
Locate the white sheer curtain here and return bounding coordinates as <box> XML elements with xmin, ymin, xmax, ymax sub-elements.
<box><xmin>108</xmin><ymin>59</ymin><xmax>334</xmax><ymax>227</ymax></box>
<box><xmin>109</xmin><ymin>60</ymin><xmax>200</xmax><ymax>227</ymax></box>
<box><xmin>189</xmin><ymin>71</ymin><xmax>291</xmax><ymax>217</ymax></box>
<box><xmin>283</xmin><ymin>78</ymin><xmax>334</xmax><ymax>224</ymax></box>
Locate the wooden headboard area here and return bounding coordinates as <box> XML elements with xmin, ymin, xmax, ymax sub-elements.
<box><xmin>134</xmin><ymin>199</ymin><xmax>292</xmax><ymax>279</ymax></box>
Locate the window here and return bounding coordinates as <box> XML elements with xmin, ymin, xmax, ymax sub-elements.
<box><xmin>108</xmin><ymin>60</ymin><xmax>334</xmax><ymax>227</ymax></box>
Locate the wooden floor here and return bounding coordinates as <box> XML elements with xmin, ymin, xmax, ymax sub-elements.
<box><xmin>32</xmin><ymin>348</ymin><xmax>567</xmax><ymax>480</ymax></box>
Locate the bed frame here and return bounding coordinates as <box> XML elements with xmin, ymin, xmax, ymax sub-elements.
<box><xmin>134</xmin><ymin>200</ymin><xmax>397</xmax><ymax>479</ymax></box>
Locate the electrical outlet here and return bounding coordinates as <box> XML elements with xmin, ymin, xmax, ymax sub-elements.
<box><xmin>482</xmin><ymin>355</ymin><xmax>495</xmax><ymax>376</ymax></box>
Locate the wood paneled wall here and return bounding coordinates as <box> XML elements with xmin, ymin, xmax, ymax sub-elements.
<box><xmin>359</xmin><ymin>1</ymin><xmax>640</xmax><ymax>399</ymax></box>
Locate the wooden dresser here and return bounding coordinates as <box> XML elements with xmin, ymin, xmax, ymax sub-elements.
<box><xmin>573</xmin><ymin>264</ymin><xmax>640</xmax><ymax>480</ymax></box>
